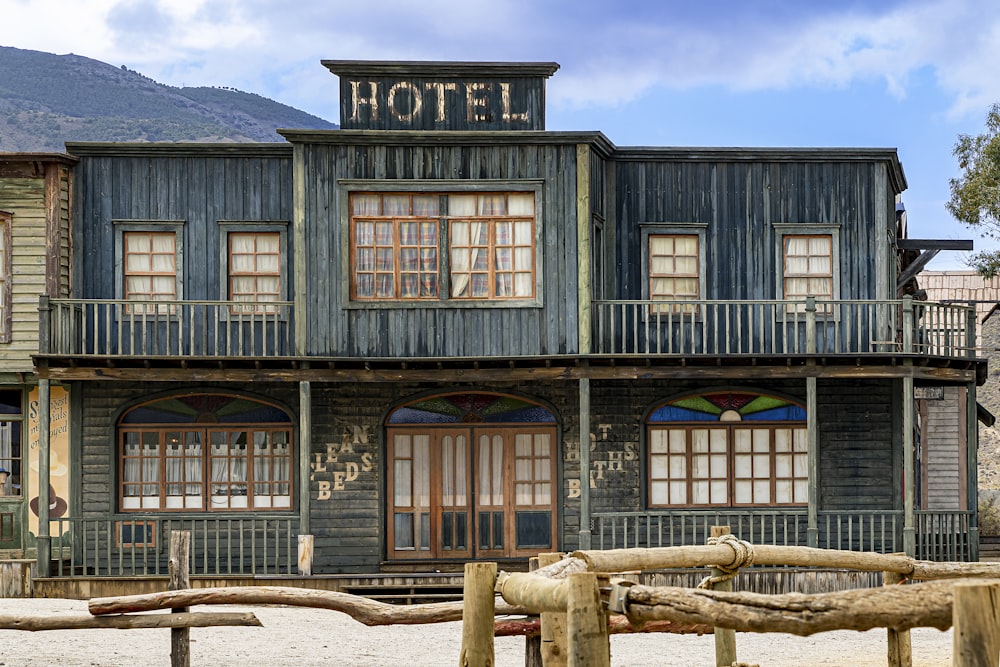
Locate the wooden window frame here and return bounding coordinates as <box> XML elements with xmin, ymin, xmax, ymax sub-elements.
<box><xmin>647</xmin><ymin>424</ymin><xmax>808</xmax><ymax>508</ymax></box>
<box><xmin>116</xmin><ymin>519</ymin><xmax>157</xmax><ymax>547</ymax></box>
<box><xmin>219</xmin><ymin>221</ymin><xmax>289</xmax><ymax>316</ymax></box>
<box><xmin>339</xmin><ymin>180</ymin><xmax>544</xmax><ymax>309</ymax></box>
<box><xmin>640</xmin><ymin>223</ymin><xmax>707</xmax><ymax>316</ymax></box>
<box><xmin>119</xmin><ymin>425</ymin><xmax>293</xmax><ymax>513</ymax></box>
<box><xmin>773</xmin><ymin>223</ymin><xmax>840</xmax><ymax>315</ymax></box>
<box><xmin>0</xmin><ymin>212</ymin><xmax>11</xmax><ymax>343</ymax></box>
<box><xmin>114</xmin><ymin>220</ymin><xmax>185</xmax><ymax>314</ymax></box>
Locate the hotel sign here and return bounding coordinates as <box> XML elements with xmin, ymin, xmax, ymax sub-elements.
<box><xmin>324</xmin><ymin>60</ymin><xmax>559</xmax><ymax>131</ymax></box>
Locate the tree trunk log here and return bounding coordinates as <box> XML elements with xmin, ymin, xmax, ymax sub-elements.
<box><xmin>624</xmin><ymin>580</ymin><xmax>962</xmax><ymax>636</ymax></box>
<box><xmin>0</xmin><ymin>612</ymin><xmax>260</xmax><ymax>631</ymax></box>
<box><xmin>494</xmin><ymin>616</ymin><xmax>713</xmax><ymax>637</ymax></box>
<box><xmin>89</xmin><ymin>586</ymin><xmax>524</xmax><ymax>626</ymax></box>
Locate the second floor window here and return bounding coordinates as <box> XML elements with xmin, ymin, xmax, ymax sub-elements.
<box><xmin>229</xmin><ymin>232</ymin><xmax>281</xmax><ymax>313</ymax></box>
<box><xmin>124</xmin><ymin>231</ymin><xmax>177</xmax><ymax>311</ymax></box>
<box><xmin>649</xmin><ymin>234</ymin><xmax>700</xmax><ymax>311</ymax></box>
<box><xmin>782</xmin><ymin>234</ymin><xmax>834</xmax><ymax>303</ymax></box>
<box><xmin>350</xmin><ymin>192</ymin><xmax>536</xmax><ymax>302</ymax></box>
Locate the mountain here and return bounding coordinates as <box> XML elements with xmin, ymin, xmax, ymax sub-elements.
<box><xmin>0</xmin><ymin>46</ymin><xmax>337</xmax><ymax>152</ymax></box>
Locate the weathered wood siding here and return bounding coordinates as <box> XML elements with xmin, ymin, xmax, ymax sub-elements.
<box><xmin>0</xmin><ymin>165</ymin><xmax>72</xmax><ymax>367</ymax></box>
<box><xmin>612</xmin><ymin>155</ymin><xmax>900</xmax><ymax>301</ymax></box>
<box><xmin>295</xmin><ymin>139</ymin><xmax>580</xmax><ymax>357</ymax></box>
<box><xmin>69</xmin><ymin>146</ymin><xmax>293</xmax><ymax>302</ymax></box>
<box><xmin>920</xmin><ymin>387</ymin><xmax>965</xmax><ymax>510</ymax></box>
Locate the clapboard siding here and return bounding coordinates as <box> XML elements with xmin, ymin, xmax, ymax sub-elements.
<box><xmin>923</xmin><ymin>388</ymin><xmax>963</xmax><ymax>510</ymax></box>
<box><xmin>613</xmin><ymin>157</ymin><xmax>896</xmax><ymax>301</ymax></box>
<box><xmin>297</xmin><ymin>140</ymin><xmax>579</xmax><ymax>358</ymax></box>
<box><xmin>0</xmin><ymin>176</ymin><xmax>50</xmax><ymax>366</ymax></box>
<box><xmin>70</xmin><ymin>147</ymin><xmax>294</xmax><ymax>302</ymax></box>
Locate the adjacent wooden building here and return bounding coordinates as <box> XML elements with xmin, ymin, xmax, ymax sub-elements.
<box><xmin>28</xmin><ymin>61</ymin><xmax>986</xmax><ymax>593</ymax></box>
<box><xmin>0</xmin><ymin>153</ymin><xmax>75</xmax><ymax>570</ymax></box>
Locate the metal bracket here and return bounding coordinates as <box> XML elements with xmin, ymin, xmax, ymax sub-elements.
<box><xmin>605</xmin><ymin>580</ymin><xmax>634</xmax><ymax>614</ymax></box>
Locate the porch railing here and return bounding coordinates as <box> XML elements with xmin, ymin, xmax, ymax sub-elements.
<box><xmin>48</xmin><ymin>515</ymin><xmax>298</xmax><ymax>577</ymax></box>
<box><xmin>591</xmin><ymin>298</ymin><xmax>974</xmax><ymax>358</ymax></box>
<box><xmin>40</xmin><ymin>297</ymin><xmax>295</xmax><ymax>358</ymax></box>
<box><xmin>591</xmin><ymin>509</ymin><xmax>975</xmax><ymax>562</ymax></box>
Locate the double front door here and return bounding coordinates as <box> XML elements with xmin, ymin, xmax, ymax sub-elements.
<box><xmin>387</xmin><ymin>426</ymin><xmax>556</xmax><ymax>560</ymax></box>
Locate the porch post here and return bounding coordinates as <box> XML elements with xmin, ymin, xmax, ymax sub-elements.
<box><xmin>966</xmin><ymin>304</ymin><xmax>980</xmax><ymax>562</ymax></box>
<box><xmin>903</xmin><ymin>373</ymin><xmax>916</xmax><ymax>556</ymax></box>
<box><xmin>807</xmin><ymin>376</ymin><xmax>818</xmax><ymax>548</ymax></box>
<box><xmin>299</xmin><ymin>380</ymin><xmax>311</xmax><ymax>535</ymax></box>
<box><xmin>35</xmin><ymin>378</ymin><xmax>51</xmax><ymax>577</ymax></box>
<box><xmin>967</xmin><ymin>381</ymin><xmax>980</xmax><ymax>561</ymax></box>
<box><xmin>579</xmin><ymin>377</ymin><xmax>592</xmax><ymax>550</ymax></box>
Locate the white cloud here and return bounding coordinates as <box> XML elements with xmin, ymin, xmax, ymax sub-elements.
<box><xmin>4</xmin><ymin>0</ymin><xmax>1000</xmax><ymax>123</ymax></box>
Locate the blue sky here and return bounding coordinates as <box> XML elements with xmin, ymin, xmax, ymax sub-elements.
<box><xmin>4</xmin><ymin>0</ymin><xmax>1000</xmax><ymax>270</ymax></box>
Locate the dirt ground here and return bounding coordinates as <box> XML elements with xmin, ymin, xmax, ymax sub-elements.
<box><xmin>0</xmin><ymin>597</ymin><xmax>955</xmax><ymax>667</ymax></box>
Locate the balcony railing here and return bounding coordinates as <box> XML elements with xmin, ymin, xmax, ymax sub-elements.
<box><xmin>48</xmin><ymin>514</ymin><xmax>298</xmax><ymax>577</ymax></box>
<box><xmin>40</xmin><ymin>296</ymin><xmax>973</xmax><ymax>361</ymax></box>
<box><xmin>592</xmin><ymin>298</ymin><xmax>974</xmax><ymax>358</ymax></box>
<box><xmin>41</xmin><ymin>298</ymin><xmax>294</xmax><ymax>358</ymax></box>
<box><xmin>591</xmin><ymin>509</ymin><xmax>975</xmax><ymax>561</ymax></box>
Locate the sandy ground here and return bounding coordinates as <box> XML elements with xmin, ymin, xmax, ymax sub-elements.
<box><xmin>0</xmin><ymin>597</ymin><xmax>955</xmax><ymax>667</ymax></box>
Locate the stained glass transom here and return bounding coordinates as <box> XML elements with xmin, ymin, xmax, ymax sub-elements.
<box><xmin>649</xmin><ymin>392</ymin><xmax>806</xmax><ymax>423</ymax></box>
<box><xmin>388</xmin><ymin>393</ymin><xmax>556</xmax><ymax>424</ymax></box>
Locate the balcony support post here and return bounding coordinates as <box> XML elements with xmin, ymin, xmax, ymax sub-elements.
<box><xmin>806</xmin><ymin>297</ymin><xmax>817</xmax><ymax>354</ymax></box>
<box><xmin>807</xmin><ymin>374</ymin><xmax>819</xmax><ymax>548</ymax></box>
<box><xmin>578</xmin><ymin>376</ymin><xmax>592</xmax><ymax>550</ymax></box>
<box><xmin>299</xmin><ymin>379</ymin><xmax>311</xmax><ymax>536</ymax></box>
<box><xmin>903</xmin><ymin>369</ymin><xmax>916</xmax><ymax>556</ymax></box>
<box><xmin>35</xmin><ymin>378</ymin><xmax>51</xmax><ymax>577</ymax></box>
<box><xmin>968</xmin><ymin>380</ymin><xmax>980</xmax><ymax>561</ymax></box>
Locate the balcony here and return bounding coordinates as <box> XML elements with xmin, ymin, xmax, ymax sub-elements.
<box><xmin>39</xmin><ymin>296</ymin><xmax>974</xmax><ymax>363</ymax></box>
<box><xmin>40</xmin><ymin>298</ymin><xmax>295</xmax><ymax>358</ymax></box>
<box><xmin>591</xmin><ymin>297</ymin><xmax>974</xmax><ymax>358</ymax></box>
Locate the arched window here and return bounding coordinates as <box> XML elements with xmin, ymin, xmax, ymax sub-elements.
<box><xmin>386</xmin><ymin>392</ymin><xmax>557</xmax><ymax>560</ymax></box>
<box><xmin>118</xmin><ymin>393</ymin><xmax>293</xmax><ymax>512</ymax></box>
<box><xmin>647</xmin><ymin>391</ymin><xmax>807</xmax><ymax>508</ymax></box>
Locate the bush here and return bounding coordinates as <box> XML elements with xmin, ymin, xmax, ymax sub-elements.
<box><xmin>979</xmin><ymin>493</ymin><xmax>1000</xmax><ymax>536</ymax></box>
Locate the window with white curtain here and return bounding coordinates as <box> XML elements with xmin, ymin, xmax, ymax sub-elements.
<box><xmin>349</xmin><ymin>191</ymin><xmax>537</xmax><ymax>302</ymax></box>
<box><xmin>228</xmin><ymin>232</ymin><xmax>281</xmax><ymax>313</ymax></box>
<box><xmin>648</xmin><ymin>234</ymin><xmax>700</xmax><ymax>313</ymax></box>
<box><xmin>124</xmin><ymin>231</ymin><xmax>177</xmax><ymax>313</ymax></box>
<box><xmin>774</xmin><ymin>224</ymin><xmax>840</xmax><ymax>314</ymax></box>
<box><xmin>119</xmin><ymin>394</ymin><xmax>293</xmax><ymax>512</ymax></box>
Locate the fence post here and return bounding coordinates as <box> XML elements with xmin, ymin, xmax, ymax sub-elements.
<box><xmin>953</xmin><ymin>581</ymin><xmax>1000</xmax><ymax>667</ymax></box>
<box><xmin>709</xmin><ymin>526</ymin><xmax>737</xmax><ymax>667</ymax></box>
<box><xmin>538</xmin><ymin>553</ymin><xmax>568</xmax><ymax>667</ymax></box>
<box><xmin>566</xmin><ymin>571</ymin><xmax>609</xmax><ymax>667</ymax></box>
<box><xmin>883</xmin><ymin>570</ymin><xmax>912</xmax><ymax>667</ymax></box>
<box><xmin>297</xmin><ymin>535</ymin><xmax>314</xmax><ymax>576</ymax></box>
<box><xmin>459</xmin><ymin>561</ymin><xmax>496</xmax><ymax>667</ymax></box>
<box><xmin>169</xmin><ymin>530</ymin><xmax>191</xmax><ymax>667</ymax></box>
<box><xmin>805</xmin><ymin>297</ymin><xmax>817</xmax><ymax>354</ymax></box>
<box><xmin>525</xmin><ymin>557</ymin><xmax>542</xmax><ymax>667</ymax></box>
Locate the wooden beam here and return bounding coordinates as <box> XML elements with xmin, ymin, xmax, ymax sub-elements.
<box><xmin>897</xmin><ymin>239</ymin><xmax>974</xmax><ymax>251</ymax></box>
<box><xmin>40</xmin><ymin>362</ymin><xmax>979</xmax><ymax>384</ymax></box>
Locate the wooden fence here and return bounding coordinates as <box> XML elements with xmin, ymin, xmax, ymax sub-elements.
<box><xmin>9</xmin><ymin>529</ymin><xmax>1000</xmax><ymax>666</ymax></box>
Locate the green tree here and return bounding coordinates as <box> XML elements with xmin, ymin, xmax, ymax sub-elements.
<box><xmin>948</xmin><ymin>103</ymin><xmax>1000</xmax><ymax>276</ymax></box>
